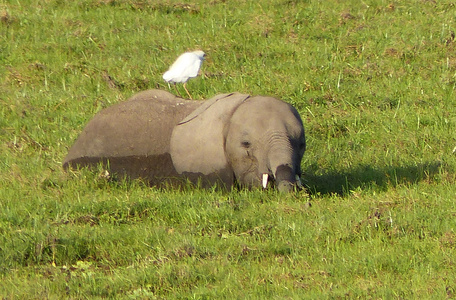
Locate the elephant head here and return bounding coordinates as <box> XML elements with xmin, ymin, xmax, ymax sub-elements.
<box><xmin>63</xmin><ymin>90</ymin><xmax>305</xmax><ymax>192</ymax></box>
<box><xmin>170</xmin><ymin>93</ymin><xmax>305</xmax><ymax>192</ymax></box>
<box><xmin>226</xmin><ymin>96</ymin><xmax>306</xmax><ymax>192</ymax></box>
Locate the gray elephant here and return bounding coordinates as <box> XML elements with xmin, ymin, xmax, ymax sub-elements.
<box><xmin>63</xmin><ymin>89</ymin><xmax>306</xmax><ymax>192</ymax></box>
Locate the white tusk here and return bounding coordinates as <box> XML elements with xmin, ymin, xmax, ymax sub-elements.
<box><xmin>296</xmin><ymin>175</ymin><xmax>302</xmax><ymax>188</ymax></box>
<box><xmin>262</xmin><ymin>173</ymin><xmax>268</xmax><ymax>189</ymax></box>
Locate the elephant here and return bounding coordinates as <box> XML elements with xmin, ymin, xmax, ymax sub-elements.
<box><xmin>63</xmin><ymin>89</ymin><xmax>306</xmax><ymax>192</ymax></box>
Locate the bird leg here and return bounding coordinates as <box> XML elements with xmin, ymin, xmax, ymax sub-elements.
<box><xmin>183</xmin><ymin>82</ymin><xmax>193</xmax><ymax>100</ymax></box>
<box><xmin>170</xmin><ymin>83</ymin><xmax>183</xmax><ymax>98</ymax></box>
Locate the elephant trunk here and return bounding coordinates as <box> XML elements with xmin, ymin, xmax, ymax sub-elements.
<box><xmin>264</xmin><ymin>138</ymin><xmax>301</xmax><ymax>192</ymax></box>
<box><xmin>275</xmin><ymin>164</ymin><xmax>299</xmax><ymax>192</ymax></box>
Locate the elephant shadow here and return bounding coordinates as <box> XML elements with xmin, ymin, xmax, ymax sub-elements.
<box><xmin>303</xmin><ymin>161</ymin><xmax>444</xmax><ymax>196</ymax></box>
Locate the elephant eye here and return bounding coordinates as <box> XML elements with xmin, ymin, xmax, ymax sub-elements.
<box><xmin>241</xmin><ymin>141</ymin><xmax>251</xmax><ymax>148</ymax></box>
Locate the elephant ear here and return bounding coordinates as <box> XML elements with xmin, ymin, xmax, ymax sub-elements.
<box><xmin>170</xmin><ymin>93</ymin><xmax>250</xmax><ymax>185</ymax></box>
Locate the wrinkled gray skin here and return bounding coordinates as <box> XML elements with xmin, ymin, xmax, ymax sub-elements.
<box><xmin>63</xmin><ymin>89</ymin><xmax>306</xmax><ymax>192</ymax></box>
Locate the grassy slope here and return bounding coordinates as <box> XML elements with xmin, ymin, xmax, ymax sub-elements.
<box><xmin>1</xmin><ymin>0</ymin><xmax>456</xmax><ymax>298</ymax></box>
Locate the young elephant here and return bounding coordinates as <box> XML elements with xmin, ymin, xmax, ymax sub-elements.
<box><xmin>63</xmin><ymin>89</ymin><xmax>306</xmax><ymax>192</ymax></box>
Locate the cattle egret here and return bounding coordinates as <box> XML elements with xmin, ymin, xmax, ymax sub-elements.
<box><xmin>163</xmin><ymin>50</ymin><xmax>205</xmax><ymax>99</ymax></box>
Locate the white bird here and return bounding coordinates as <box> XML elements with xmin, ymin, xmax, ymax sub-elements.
<box><xmin>163</xmin><ymin>50</ymin><xmax>205</xmax><ymax>99</ymax></box>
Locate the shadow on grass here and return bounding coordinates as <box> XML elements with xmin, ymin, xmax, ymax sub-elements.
<box><xmin>303</xmin><ymin>161</ymin><xmax>446</xmax><ymax>196</ymax></box>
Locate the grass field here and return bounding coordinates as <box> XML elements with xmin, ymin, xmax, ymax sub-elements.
<box><xmin>1</xmin><ymin>0</ymin><xmax>456</xmax><ymax>298</ymax></box>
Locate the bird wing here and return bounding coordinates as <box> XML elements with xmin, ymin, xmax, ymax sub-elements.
<box><xmin>181</xmin><ymin>53</ymin><xmax>203</xmax><ymax>78</ymax></box>
<box><xmin>163</xmin><ymin>53</ymin><xmax>202</xmax><ymax>83</ymax></box>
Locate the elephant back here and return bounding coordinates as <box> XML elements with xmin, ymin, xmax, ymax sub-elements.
<box><xmin>63</xmin><ymin>89</ymin><xmax>200</xmax><ymax>184</ymax></box>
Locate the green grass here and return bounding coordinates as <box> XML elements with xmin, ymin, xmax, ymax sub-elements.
<box><xmin>2</xmin><ymin>0</ymin><xmax>456</xmax><ymax>298</ymax></box>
